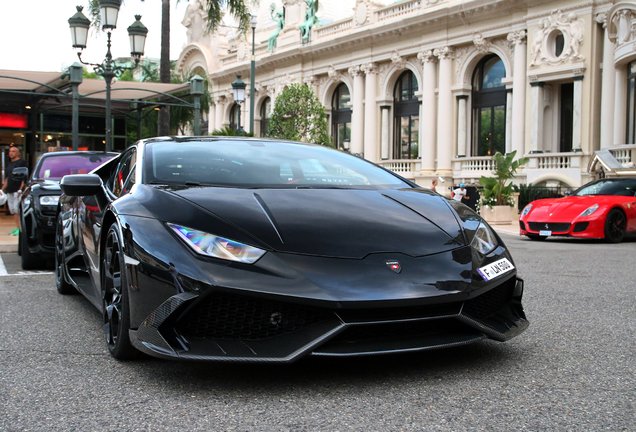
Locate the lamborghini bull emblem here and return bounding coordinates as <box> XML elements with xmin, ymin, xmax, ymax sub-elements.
<box><xmin>385</xmin><ymin>260</ymin><xmax>402</xmax><ymax>273</ymax></box>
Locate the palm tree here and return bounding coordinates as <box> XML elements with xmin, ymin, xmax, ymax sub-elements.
<box><xmin>89</xmin><ymin>0</ymin><xmax>254</xmax><ymax>136</ymax></box>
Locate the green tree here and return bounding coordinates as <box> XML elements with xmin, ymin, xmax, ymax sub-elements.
<box><xmin>266</xmin><ymin>83</ymin><xmax>331</xmax><ymax>146</ymax></box>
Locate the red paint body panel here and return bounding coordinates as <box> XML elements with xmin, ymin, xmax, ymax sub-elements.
<box><xmin>519</xmin><ymin>195</ymin><xmax>636</xmax><ymax>239</ymax></box>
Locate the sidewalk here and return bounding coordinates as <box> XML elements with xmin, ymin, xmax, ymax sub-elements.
<box><xmin>0</xmin><ymin>213</ymin><xmax>18</xmax><ymax>253</ymax></box>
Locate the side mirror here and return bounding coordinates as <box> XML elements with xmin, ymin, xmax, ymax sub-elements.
<box><xmin>60</xmin><ymin>174</ymin><xmax>103</xmax><ymax>196</ymax></box>
<box><xmin>11</xmin><ymin>167</ymin><xmax>28</xmax><ymax>182</ymax></box>
<box><xmin>564</xmin><ymin>191</ymin><xmax>572</xmax><ymax>196</ymax></box>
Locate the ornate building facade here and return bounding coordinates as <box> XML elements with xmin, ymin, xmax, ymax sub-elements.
<box><xmin>176</xmin><ymin>0</ymin><xmax>636</xmax><ymax>190</ymax></box>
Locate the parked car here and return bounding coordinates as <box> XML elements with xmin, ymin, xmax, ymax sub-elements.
<box><xmin>519</xmin><ymin>177</ymin><xmax>636</xmax><ymax>243</ymax></box>
<box><xmin>57</xmin><ymin>137</ymin><xmax>528</xmax><ymax>362</ymax></box>
<box><xmin>17</xmin><ymin>151</ymin><xmax>117</xmax><ymax>269</ymax></box>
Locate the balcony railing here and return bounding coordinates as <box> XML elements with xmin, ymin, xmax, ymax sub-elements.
<box><xmin>378</xmin><ymin>159</ymin><xmax>421</xmax><ymax>177</ymax></box>
<box><xmin>608</xmin><ymin>144</ymin><xmax>636</xmax><ymax>166</ymax></box>
<box><xmin>315</xmin><ymin>18</ymin><xmax>353</xmax><ymax>40</ymax></box>
<box><xmin>375</xmin><ymin>0</ymin><xmax>422</xmax><ymax>22</ymax></box>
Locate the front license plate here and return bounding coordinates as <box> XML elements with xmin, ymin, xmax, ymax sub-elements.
<box><xmin>477</xmin><ymin>258</ymin><xmax>515</xmax><ymax>281</ymax></box>
<box><xmin>539</xmin><ymin>230</ymin><xmax>552</xmax><ymax>236</ymax></box>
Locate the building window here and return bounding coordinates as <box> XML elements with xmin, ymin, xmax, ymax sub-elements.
<box><xmin>260</xmin><ymin>97</ymin><xmax>271</xmax><ymax>137</ymax></box>
<box><xmin>560</xmin><ymin>83</ymin><xmax>574</xmax><ymax>152</ymax></box>
<box><xmin>471</xmin><ymin>55</ymin><xmax>506</xmax><ymax>156</ymax></box>
<box><xmin>393</xmin><ymin>71</ymin><xmax>419</xmax><ymax>159</ymax></box>
<box><xmin>229</xmin><ymin>103</ymin><xmax>240</xmax><ymax>133</ymax></box>
<box><xmin>331</xmin><ymin>83</ymin><xmax>351</xmax><ymax>150</ymax></box>
<box><xmin>627</xmin><ymin>61</ymin><xmax>636</xmax><ymax>144</ymax></box>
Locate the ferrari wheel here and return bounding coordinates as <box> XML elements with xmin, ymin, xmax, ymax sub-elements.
<box><xmin>604</xmin><ymin>209</ymin><xmax>626</xmax><ymax>243</ymax></box>
<box><xmin>102</xmin><ymin>224</ymin><xmax>137</xmax><ymax>360</ymax></box>
<box><xmin>55</xmin><ymin>217</ymin><xmax>75</xmax><ymax>295</ymax></box>
<box><xmin>526</xmin><ymin>234</ymin><xmax>547</xmax><ymax>241</ymax></box>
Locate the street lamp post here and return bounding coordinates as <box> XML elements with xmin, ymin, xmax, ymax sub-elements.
<box><xmin>249</xmin><ymin>15</ymin><xmax>257</xmax><ymax>134</ymax></box>
<box><xmin>190</xmin><ymin>75</ymin><xmax>204</xmax><ymax>136</ymax></box>
<box><xmin>68</xmin><ymin>2</ymin><xmax>148</xmax><ymax>152</ymax></box>
<box><xmin>231</xmin><ymin>75</ymin><xmax>246</xmax><ymax>135</ymax></box>
<box><xmin>69</xmin><ymin>63</ymin><xmax>83</xmax><ymax>151</ymax></box>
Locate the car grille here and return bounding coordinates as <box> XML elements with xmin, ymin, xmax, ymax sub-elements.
<box><xmin>528</xmin><ymin>222</ymin><xmax>571</xmax><ymax>232</ymax></box>
<box><xmin>174</xmin><ymin>291</ymin><xmax>333</xmax><ymax>340</ymax></box>
<box><xmin>462</xmin><ymin>276</ymin><xmax>516</xmax><ymax>320</ymax></box>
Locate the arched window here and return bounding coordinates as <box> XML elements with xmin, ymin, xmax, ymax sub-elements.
<box><xmin>471</xmin><ymin>55</ymin><xmax>506</xmax><ymax>156</ymax></box>
<box><xmin>627</xmin><ymin>61</ymin><xmax>636</xmax><ymax>144</ymax></box>
<box><xmin>260</xmin><ymin>97</ymin><xmax>271</xmax><ymax>137</ymax></box>
<box><xmin>393</xmin><ymin>71</ymin><xmax>419</xmax><ymax>159</ymax></box>
<box><xmin>331</xmin><ymin>83</ymin><xmax>351</xmax><ymax>150</ymax></box>
<box><xmin>229</xmin><ymin>103</ymin><xmax>240</xmax><ymax>133</ymax></box>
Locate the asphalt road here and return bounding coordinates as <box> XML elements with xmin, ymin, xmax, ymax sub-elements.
<box><xmin>1</xmin><ymin>234</ymin><xmax>634</xmax><ymax>431</ymax></box>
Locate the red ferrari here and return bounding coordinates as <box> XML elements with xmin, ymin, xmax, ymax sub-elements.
<box><xmin>519</xmin><ymin>177</ymin><xmax>636</xmax><ymax>243</ymax></box>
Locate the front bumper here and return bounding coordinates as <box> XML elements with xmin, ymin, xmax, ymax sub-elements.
<box><xmin>130</xmin><ymin>275</ymin><xmax>528</xmax><ymax>362</ymax></box>
<box><xmin>519</xmin><ymin>218</ymin><xmax>604</xmax><ymax>239</ymax></box>
<box><xmin>22</xmin><ymin>206</ymin><xmax>57</xmax><ymax>256</ymax></box>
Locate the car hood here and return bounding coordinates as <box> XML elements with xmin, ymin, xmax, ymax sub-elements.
<box><xmin>527</xmin><ymin>196</ymin><xmax>609</xmax><ymax>220</ymax></box>
<box><xmin>30</xmin><ymin>179</ymin><xmax>62</xmax><ymax>193</ymax></box>
<box><xmin>166</xmin><ymin>187</ymin><xmax>465</xmax><ymax>259</ymax></box>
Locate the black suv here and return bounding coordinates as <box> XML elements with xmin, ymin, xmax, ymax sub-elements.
<box><xmin>16</xmin><ymin>151</ymin><xmax>117</xmax><ymax>269</ymax></box>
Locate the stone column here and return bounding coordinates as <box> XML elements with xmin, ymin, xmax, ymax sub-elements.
<box><xmin>505</xmin><ymin>89</ymin><xmax>513</xmax><ymax>154</ymax></box>
<box><xmin>381</xmin><ymin>106</ymin><xmax>391</xmax><ymax>159</ymax></box>
<box><xmin>363</xmin><ymin>63</ymin><xmax>378</xmax><ymax>161</ymax></box>
<box><xmin>614</xmin><ymin>66</ymin><xmax>627</xmax><ymax>145</ymax></box>
<box><xmin>597</xmin><ymin>13</ymin><xmax>616</xmax><ymax>149</ymax></box>
<box><xmin>418</xmin><ymin>49</ymin><xmax>437</xmax><ymax>173</ymax></box>
<box><xmin>508</xmin><ymin>30</ymin><xmax>527</xmax><ymax>156</ymax></box>
<box><xmin>349</xmin><ymin>65</ymin><xmax>365</xmax><ymax>156</ymax></box>
<box><xmin>456</xmin><ymin>95</ymin><xmax>468</xmax><ymax>157</ymax></box>
<box><xmin>434</xmin><ymin>47</ymin><xmax>454</xmax><ymax>173</ymax></box>
<box><xmin>572</xmin><ymin>75</ymin><xmax>584</xmax><ymax>151</ymax></box>
<box><xmin>530</xmin><ymin>82</ymin><xmax>544</xmax><ymax>153</ymax></box>
<box><xmin>208</xmin><ymin>105</ymin><xmax>215</xmax><ymax>134</ymax></box>
<box><xmin>214</xmin><ymin>97</ymin><xmax>225</xmax><ymax>131</ymax></box>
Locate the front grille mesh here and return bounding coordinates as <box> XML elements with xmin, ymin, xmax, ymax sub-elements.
<box><xmin>462</xmin><ymin>276</ymin><xmax>516</xmax><ymax>320</ymax></box>
<box><xmin>175</xmin><ymin>291</ymin><xmax>332</xmax><ymax>340</ymax></box>
<box><xmin>528</xmin><ymin>222</ymin><xmax>571</xmax><ymax>232</ymax></box>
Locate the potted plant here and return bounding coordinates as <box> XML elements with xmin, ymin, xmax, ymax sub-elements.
<box><xmin>478</xmin><ymin>150</ymin><xmax>529</xmax><ymax>224</ymax></box>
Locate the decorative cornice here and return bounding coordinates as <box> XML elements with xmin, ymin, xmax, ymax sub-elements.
<box><xmin>507</xmin><ymin>30</ymin><xmax>527</xmax><ymax>46</ymax></box>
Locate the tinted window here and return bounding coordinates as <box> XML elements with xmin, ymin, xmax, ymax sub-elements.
<box><xmin>110</xmin><ymin>149</ymin><xmax>136</xmax><ymax>196</ymax></box>
<box><xmin>145</xmin><ymin>140</ymin><xmax>411</xmax><ymax>189</ymax></box>
<box><xmin>35</xmin><ymin>153</ymin><xmax>117</xmax><ymax>181</ymax></box>
<box><xmin>575</xmin><ymin>179</ymin><xmax>636</xmax><ymax>196</ymax></box>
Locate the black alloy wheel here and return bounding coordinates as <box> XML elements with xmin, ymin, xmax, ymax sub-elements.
<box><xmin>55</xmin><ymin>216</ymin><xmax>75</xmax><ymax>295</ymax></box>
<box><xmin>604</xmin><ymin>208</ymin><xmax>626</xmax><ymax>243</ymax></box>
<box><xmin>101</xmin><ymin>224</ymin><xmax>137</xmax><ymax>360</ymax></box>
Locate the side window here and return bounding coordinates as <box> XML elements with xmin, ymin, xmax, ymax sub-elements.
<box><xmin>109</xmin><ymin>149</ymin><xmax>136</xmax><ymax>197</ymax></box>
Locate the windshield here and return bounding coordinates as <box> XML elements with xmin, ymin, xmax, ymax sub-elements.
<box><xmin>144</xmin><ymin>140</ymin><xmax>412</xmax><ymax>189</ymax></box>
<box><xmin>35</xmin><ymin>153</ymin><xmax>117</xmax><ymax>181</ymax></box>
<box><xmin>574</xmin><ymin>178</ymin><xmax>636</xmax><ymax>197</ymax></box>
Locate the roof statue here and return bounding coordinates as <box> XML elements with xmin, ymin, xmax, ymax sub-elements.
<box><xmin>299</xmin><ymin>0</ymin><xmax>321</xmax><ymax>41</ymax></box>
<box><xmin>268</xmin><ymin>4</ymin><xmax>286</xmax><ymax>51</ymax></box>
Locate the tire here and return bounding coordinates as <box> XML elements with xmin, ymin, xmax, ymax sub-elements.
<box><xmin>20</xmin><ymin>229</ymin><xmax>44</xmax><ymax>270</ymax></box>
<box><xmin>604</xmin><ymin>209</ymin><xmax>626</xmax><ymax>243</ymax></box>
<box><xmin>526</xmin><ymin>234</ymin><xmax>547</xmax><ymax>241</ymax></box>
<box><xmin>17</xmin><ymin>230</ymin><xmax>21</xmax><ymax>256</ymax></box>
<box><xmin>101</xmin><ymin>224</ymin><xmax>138</xmax><ymax>360</ymax></box>
<box><xmin>55</xmin><ymin>216</ymin><xmax>76</xmax><ymax>295</ymax></box>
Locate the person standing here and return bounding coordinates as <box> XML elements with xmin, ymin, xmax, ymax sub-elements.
<box><xmin>2</xmin><ymin>146</ymin><xmax>28</xmax><ymax>235</ymax></box>
<box><xmin>451</xmin><ymin>183</ymin><xmax>469</xmax><ymax>204</ymax></box>
<box><xmin>430</xmin><ymin>179</ymin><xmax>438</xmax><ymax>192</ymax></box>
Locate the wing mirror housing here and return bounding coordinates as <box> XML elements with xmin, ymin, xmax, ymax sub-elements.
<box><xmin>60</xmin><ymin>174</ymin><xmax>104</xmax><ymax>196</ymax></box>
<box><xmin>11</xmin><ymin>167</ymin><xmax>29</xmax><ymax>182</ymax></box>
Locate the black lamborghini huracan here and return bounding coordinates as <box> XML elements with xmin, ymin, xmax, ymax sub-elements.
<box><xmin>57</xmin><ymin>137</ymin><xmax>528</xmax><ymax>362</ymax></box>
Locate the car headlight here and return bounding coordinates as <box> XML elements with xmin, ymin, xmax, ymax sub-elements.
<box><xmin>521</xmin><ymin>204</ymin><xmax>533</xmax><ymax>216</ymax></box>
<box><xmin>168</xmin><ymin>223</ymin><xmax>266</xmax><ymax>264</ymax></box>
<box><xmin>39</xmin><ymin>195</ymin><xmax>60</xmax><ymax>206</ymax></box>
<box><xmin>471</xmin><ymin>221</ymin><xmax>498</xmax><ymax>255</ymax></box>
<box><xmin>579</xmin><ymin>204</ymin><xmax>599</xmax><ymax>217</ymax></box>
